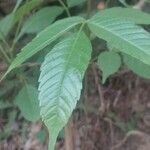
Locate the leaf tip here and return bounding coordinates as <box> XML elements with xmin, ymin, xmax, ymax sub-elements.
<box><xmin>102</xmin><ymin>76</ymin><xmax>107</xmax><ymax>84</ymax></box>
<box><xmin>102</xmin><ymin>71</ymin><xmax>110</xmax><ymax>84</ymax></box>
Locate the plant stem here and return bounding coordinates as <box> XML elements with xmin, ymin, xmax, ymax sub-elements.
<box><xmin>0</xmin><ymin>45</ymin><xmax>11</xmax><ymax>64</ymax></box>
<box><xmin>10</xmin><ymin>19</ymin><xmax>23</xmax><ymax>58</ymax></box>
<box><xmin>58</xmin><ymin>0</ymin><xmax>71</xmax><ymax>17</ymax></box>
<box><xmin>65</xmin><ymin>118</ymin><xmax>74</xmax><ymax>150</ymax></box>
<box><xmin>92</xmin><ymin>63</ymin><xmax>105</xmax><ymax>114</ymax></box>
<box><xmin>106</xmin><ymin>0</ymin><xmax>111</xmax><ymax>7</ymax></box>
<box><xmin>86</xmin><ymin>0</ymin><xmax>91</xmax><ymax>18</ymax></box>
<box><xmin>133</xmin><ymin>0</ymin><xmax>145</xmax><ymax>9</ymax></box>
<box><xmin>0</xmin><ymin>31</ymin><xmax>11</xmax><ymax>50</ymax></box>
<box><xmin>118</xmin><ymin>0</ymin><xmax>130</xmax><ymax>7</ymax></box>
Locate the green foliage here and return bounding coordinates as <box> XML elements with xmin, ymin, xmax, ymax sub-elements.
<box><xmin>38</xmin><ymin>32</ymin><xmax>92</xmax><ymax>149</ymax></box>
<box><xmin>118</xmin><ymin>0</ymin><xmax>130</xmax><ymax>7</ymax></box>
<box><xmin>0</xmin><ymin>0</ymin><xmax>42</xmax><ymax>40</ymax></box>
<box><xmin>93</xmin><ymin>7</ymin><xmax>150</xmax><ymax>24</ymax></box>
<box><xmin>13</xmin><ymin>0</ymin><xmax>42</xmax><ymax>23</ymax></box>
<box><xmin>0</xmin><ymin>100</ymin><xmax>13</xmax><ymax>109</ymax></box>
<box><xmin>0</xmin><ymin>14</ymin><xmax>14</xmax><ymax>39</ymax></box>
<box><xmin>88</xmin><ymin>14</ymin><xmax>150</xmax><ymax>66</ymax></box>
<box><xmin>17</xmin><ymin>6</ymin><xmax>64</xmax><ymax>40</ymax></box>
<box><xmin>15</xmin><ymin>84</ymin><xmax>40</xmax><ymax>122</ymax></box>
<box><xmin>0</xmin><ymin>2</ymin><xmax>150</xmax><ymax>149</ymax></box>
<box><xmin>97</xmin><ymin>51</ymin><xmax>121</xmax><ymax>83</ymax></box>
<box><xmin>67</xmin><ymin>0</ymin><xmax>86</xmax><ymax>7</ymax></box>
<box><xmin>5</xmin><ymin>16</ymin><xmax>85</xmax><ymax>77</ymax></box>
<box><xmin>13</xmin><ymin>0</ymin><xmax>24</xmax><ymax>13</ymax></box>
<box><xmin>123</xmin><ymin>54</ymin><xmax>150</xmax><ymax>79</ymax></box>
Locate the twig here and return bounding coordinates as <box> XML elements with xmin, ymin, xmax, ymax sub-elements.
<box><xmin>92</xmin><ymin>63</ymin><xmax>105</xmax><ymax>114</ymax></box>
<box><xmin>111</xmin><ymin>130</ymin><xmax>148</xmax><ymax>150</ymax></box>
<box><xmin>0</xmin><ymin>63</ymin><xmax>7</xmax><ymax>72</ymax></box>
<box><xmin>0</xmin><ymin>62</ymin><xmax>40</xmax><ymax>71</ymax></box>
<box><xmin>113</xmin><ymin>90</ymin><xmax>122</xmax><ymax>107</ymax></box>
<box><xmin>21</xmin><ymin>62</ymin><xmax>41</xmax><ymax>67</ymax></box>
<box><xmin>65</xmin><ymin>118</ymin><xmax>75</xmax><ymax>150</ymax></box>
<box><xmin>104</xmin><ymin>117</ymin><xmax>115</xmax><ymax>146</ymax></box>
<box><xmin>0</xmin><ymin>30</ymin><xmax>11</xmax><ymax>50</ymax></box>
<box><xmin>58</xmin><ymin>0</ymin><xmax>71</xmax><ymax>17</ymax></box>
<box><xmin>133</xmin><ymin>0</ymin><xmax>145</xmax><ymax>9</ymax></box>
<box><xmin>0</xmin><ymin>45</ymin><xmax>11</xmax><ymax>64</ymax></box>
<box><xmin>10</xmin><ymin>17</ymin><xmax>24</xmax><ymax>58</ymax></box>
<box><xmin>86</xmin><ymin>0</ymin><xmax>91</xmax><ymax>18</ymax></box>
<box><xmin>83</xmin><ymin>70</ymin><xmax>89</xmax><ymax>116</ymax></box>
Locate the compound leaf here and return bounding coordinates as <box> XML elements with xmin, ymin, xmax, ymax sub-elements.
<box><xmin>38</xmin><ymin>32</ymin><xmax>92</xmax><ymax>150</ymax></box>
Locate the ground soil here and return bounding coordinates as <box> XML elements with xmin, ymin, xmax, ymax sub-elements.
<box><xmin>0</xmin><ymin>66</ymin><xmax>150</xmax><ymax>150</ymax></box>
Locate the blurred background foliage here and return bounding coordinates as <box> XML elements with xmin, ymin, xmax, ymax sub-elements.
<box><xmin>0</xmin><ymin>0</ymin><xmax>150</xmax><ymax>150</ymax></box>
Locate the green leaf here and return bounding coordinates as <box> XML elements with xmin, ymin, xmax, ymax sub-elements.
<box><xmin>15</xmin><ymin>84</ymin><xmax>40</xmax><ymax>122</ymax></box>
<box><xmin>97</xmin><ymin>51</ymin><xmax>121</xmax><ymax>83</ymax></box>
<box><xmin>17</xmin><ymin>6</ymin><xmax>64</xmax><ymax>39</ymax></box>
<box><xmin>123</xmin><ymin>54</ymin><xmax>150</xmax><ymax>79</ymax></box>
<box><xmin>91</xmin><ymin>7</ymin><xmax>150</xmax><ymax>24</ymax></box>
<box><xmin>67</xmin><ymin>0</ymin><xmax>86</xmax><ymax>7</ymax></box>
<box><xmin>5</xmin><ymin>16</ymin><xmax>85</xmax><ymax>76</ymax></box>
<box><xmin>38</xmin><ymin>32</ymin><xmax>92</xmax><ymax>150</ymax></box>
<box><xmin>0</xmin><ymin>0</ymin><xmax>41</xmax><ymax>40</ymax></box>
<box><xmin>13</xmin><ymin>0</ymin><xmax>42</xmax><ymax>23</ymax></box>
<box><xmin>0</xmin><ymin>14</ymin><xmax>14</xmax><ymax>40</ymax></box>
<box><xmin>88</xmin><ymin>12</ymin><xmax>150</xmax><ymax>66</ymax></box>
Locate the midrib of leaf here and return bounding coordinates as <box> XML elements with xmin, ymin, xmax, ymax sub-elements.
<box><xmin>13</xmin><ymin>23</ymin><xmax>79</xmax><ymax>66</ymax></box>
<box><xmin>89</xmin><ymin>21</ymin><xmax>150</xmax><ymax>62</ymax></box>
<box><xmin>2</xmin><ymin>17</ymin><xmax>85</xmax><ymax>81</ymax></box>
<box><xmin>17</xmin><ymin>25</ymin><xmax>74</xmax><ymax>59</ymax></box>
<box><xmin>51</xmin><ymin>23</ymin><xmax>85</xmax><ymax>124</ymax></box>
